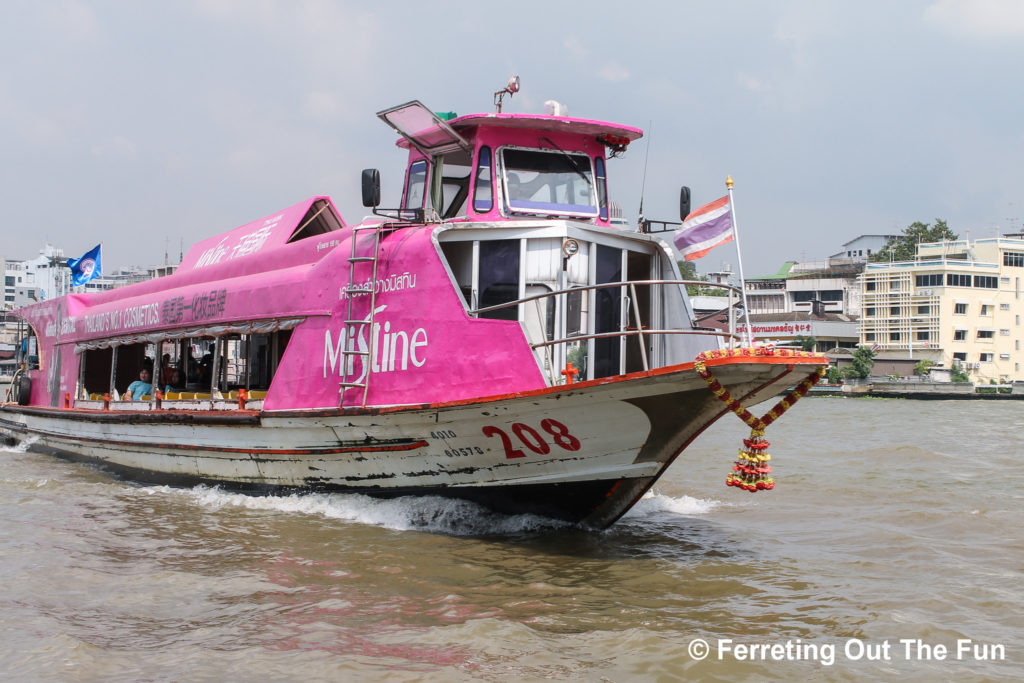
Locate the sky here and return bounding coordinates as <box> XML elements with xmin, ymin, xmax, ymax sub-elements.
<box><xmin>2</xmin><ymin>0</ymin><xmax>1024</xmax><ymax>277</ymax></box>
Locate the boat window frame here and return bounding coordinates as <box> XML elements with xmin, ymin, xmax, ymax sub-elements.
<box><xmin>472</xmin><ymin>146</ymin><xmax>493</xmax><ymax>213</ymax></box>
<box><xmin>401</xmin><ymin>159</ymin><xmax>429</xmax><ymax>220</ymax></box>
<box><xmin>594</xmin><ymin>156</ymin><xmax>609</xmax><ymax>221</ymax></box>
<box><xmin>17</xmin><ymin>322</ymin><xmax>42</xmax><ymax>372</ymax></box>
<box><xmin>496</xmin><ymin>145</ymin><xmax>600</xmax><ymax>219</ymax></box>
<box><xmin>434</xmin><ymin>149</ymin><xmax>473</xmax><ymax>219</ymax></box>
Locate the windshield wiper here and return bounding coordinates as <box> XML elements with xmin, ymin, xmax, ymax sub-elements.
<box><xmin>541</xmin><ymin>137</ymin><xmax>593</xmax><ymax>188</ymax></box>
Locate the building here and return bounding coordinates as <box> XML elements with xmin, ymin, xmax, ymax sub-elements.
<box><xmin>731</xmin><ymin>247</ymin><xmax>869</xmax><ymax>352</ymax></box>
<box><xmin>860</xmin><ymin>236</ymin><xmax>1024</xmax><ymax>382</ymax></box>
<box><xmin>3</xmin><ymin>245</ymin><xmax>70</xmax><ymax>308</ymax></box>
<box><xmin>2</xmin><ymin>244</ymin><xmax>178</xmax><ymax>376</ymax></box>
<box><xmin>80</xmin><ymin>263</ymin><xmax>178</xmax><ymax>293</ymax></box>
<box><xmin>830</xmin><ymin>234</ymin><xmax>898</xmax><ymax>262</ymax></box>
<box><xmin>693</xmin><ymin>266</ymin><xmax>860</xmax><ymax>353</ymax></box>
<box><xmin>746</xmin><ymin>260</ymin><xmax>866</xmax><ymax>318</ymax></box>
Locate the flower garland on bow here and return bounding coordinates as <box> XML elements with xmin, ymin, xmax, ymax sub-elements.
<box><xmin>694</xmin><ymin>347</ymin><xmax>826</xmax><ymax>492</ymax></box>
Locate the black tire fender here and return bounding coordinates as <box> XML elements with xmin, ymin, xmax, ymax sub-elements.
<box><xmin>16</xmin><ymin>373</ymin><xmax>31</xmax><ymax>406</ymax></box>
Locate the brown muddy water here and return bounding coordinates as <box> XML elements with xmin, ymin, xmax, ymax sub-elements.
<box><xmin>0</xmin><ymin>398</ymin><xmax>1019</xmax><ymax>681</ymax></box>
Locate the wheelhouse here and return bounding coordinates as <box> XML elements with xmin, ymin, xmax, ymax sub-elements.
<box><xmin>371</xmin><ymin>101</ymin><xmax>724</xmax><ymax>386</ymax></box>
<box><xmin>377</xmin><ymin>102</ymin><xmax>637</xmax><ymax>226</ymax></box>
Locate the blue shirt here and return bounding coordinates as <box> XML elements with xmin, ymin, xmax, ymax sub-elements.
<box><xmin>126</xmin><ymin>380</ymin><xmax>152</xmax><ymax>399</ymax></box>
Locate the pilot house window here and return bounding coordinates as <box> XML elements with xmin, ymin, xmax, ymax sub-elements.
<box><xmin>478</xmin><ymin>240</ymin><xmax>520</xmax><ymax>321</ymax></box>
<box><xmin>473</xmin><ymin>146</ymin><xmax>493</xmax><ymax>213</ymax></box>
<box><xmin>500</xmin><ymin>148</ymin><xmax>597</xmax><ymax>217</ymax></box>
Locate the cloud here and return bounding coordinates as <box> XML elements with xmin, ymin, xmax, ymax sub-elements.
<box><xmin>563</xmin><ymin>36</ymin><xmax>588</xmax><ymax>60</ymax></box>
<box><xmin>303</xmin><ymin>90</ymin><xmax>346</xmax><ymax>122</ymax></box>
<box><xmin>598</xmin><ymin>62</ymin><xmax>630</xmax><ymax>83</ymax></box>
<box><xmin>737</xmin><ymin>72</ymin><xmax>771</xmax><ymax>93</ymax></box>
<box><xmin>41</xmin><ymin>0</ymin><xmax>103</xmax><ymax>43</ymax></box>
<box><xmin>925</xmin><ymin>0</ymin><xmax>1024</xmax><ymax>38</ymax></box>
<box><xmin>90</xmin><ymin>135</ymin><xmax>138</xmax><ymax>161</ymax></box>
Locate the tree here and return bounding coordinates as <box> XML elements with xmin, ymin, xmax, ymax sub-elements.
<box><xmin>913</xmin><ymin>359</ymin><xmax>934</xmax><ymax>376</ymax></box>
<box><xmin>951</xmin><ymin>361</ymin><xmax>971</xmax><ymax>383</ymax></box>
<box><xmin>676</xmin><ymin>261</ymin><xmax>730</xmax><ymax>296</ymax></box>
<box><xmin>793</xmin><ymin>335</ymin><xmax>817</xmax><ymax>352</ymax></box>
<box><xmin>826</xmin><ymin>365</ymin><xmax>843</xmax><ymax>383</ymax></box>
<box><xmin>869</xmin><ymin>219</ymin><xmax>958</xmax><ymax>262</ymax></box>
<box><xmin>678</xmin><ymin>260</ymin><xmax>702</xmax><ymax>295</ymax></box>
<box><xmin>842</xmin><ymin>346</ymin><xmax>876</xmax><ymax>379</ymax></box>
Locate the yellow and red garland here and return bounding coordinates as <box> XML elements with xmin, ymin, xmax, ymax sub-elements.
<box><xmin>694</xmin><ymin>347</ymin><xmax>826</xmax><ymax>492</ymax></box>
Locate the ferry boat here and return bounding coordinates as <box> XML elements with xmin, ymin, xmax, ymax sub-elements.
<box><xmin>0</xmin><ymin>90</ymin><xmax>826</xmax><ymax>528</ymax></box>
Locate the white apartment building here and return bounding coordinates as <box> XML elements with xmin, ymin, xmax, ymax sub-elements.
<box><xmin>2</xmin><ymin>245</ymin><xmax>70</xmax><ymax>309</ymax></box>
<box><xmin>830</xmin><ymin>234</ymin><xmax>898</xmax><ymax>262</ymax></box>
<box><xmin>860</xmin><ymin>237</ymin><xmax>1024</xmax><ymax>382</ymax></box>
<box><xmin>746</xmin><ymin>261</ymin><xmax>865</xmax><ymax>317</ymax></box>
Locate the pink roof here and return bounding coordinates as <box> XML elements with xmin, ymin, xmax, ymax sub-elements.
<box><xmin>396</xmin><ymin>113</ymin><xmax>643</xmax><ymax>150</ymax></box>
<box><xmin>178</xmin><ymin>196</ymin><xmax>345</xmax><ymax>273</ymax></box>
<box><xmin>449</xmin><ymin>113</ymin><xmax>644</xmax><ymax>141</ymax></box>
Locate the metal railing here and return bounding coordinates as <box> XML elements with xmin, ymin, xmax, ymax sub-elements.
<box><xmin>469</xmin><ymin>279</ymin><xmax>746</xmax><ymax>376</ymax></box>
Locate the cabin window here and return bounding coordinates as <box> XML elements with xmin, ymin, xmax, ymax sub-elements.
<box><xmin>78</xmin><ymin>326</ymin><xmax>293</xmax><ymax>401</ymax></box>
<box><xmin>76</xmin><ymin>346</ymin><xmax>105</xmax><ymax>399</ymax></box>
<box><xmin>154</xmin><ymin>340</ymin><xmax>182</xmax><ymax>392</ymax></box>
<box><xmin>439</xmin><ymin>241</ymin><xmax>474</xmax><ymax>307</ymax></box>
<box><xmin>499</xmin><ymin>148</ymin><xmax>597</xmax><ymax>217</ymax></box>
<box><xmin>16</xmin><ymin>327</ymin><xmax>41</xmax><ymax>371</ymax></box>
<box><xmin>401</xmin><ymin>160</ymin><xmax>428</xmax><ymax>219</ymax></box>
<box><xmin>566</xmin><ymin>288</ymin><xmax>585</xmax><ymax>337</ymax></box>
<box><xmin>478</xmin><ymin>239</ymin><xmax>520</xmax><ymax>321</ymax></box>
<box><xmin>473</xmin><ymin>146</ymin><xmax>493</xmax><ymax>213</ymax></box>
<box><xmin>436</xmin><ymin>151</ymin><xmax>472</xmax><ymax>219</ymax></box>
<box><xmin>594</xmin><ymin>245</ymin><xmax>623</xmax><ymax>378</ymax></box>
<box><xmin>594</xmin><ymin>156</ymin><xmax>608</xmax><ymax>221</ymax></box>
<box><xmin>625</xmin><ymin>250</ymin><xmax>652</xmax><ymax>373</ymax></box>
<box><xmin>221</xmin><ymin>332</ymin><xmax>279</xmax><ymax>392</ymax></box>
<box><xmin>565</xmin><ymin>288</ymin><xmax>588</xmax><ymax>378</ymax></box>
<box><xmin>109</xmin><ymin>343</ymin><xmax>155</xmax><ymax>399</ymax></box>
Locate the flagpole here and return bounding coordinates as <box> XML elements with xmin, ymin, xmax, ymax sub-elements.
<box><xmin>726</xmin><ymin>176</ymin><xmax>754</xmax><ymax>347</ymax></box>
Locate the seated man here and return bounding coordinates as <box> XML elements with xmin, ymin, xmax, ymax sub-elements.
<box><xmin>125</xmin><ymin>368</ymin><xmax>153</xmax><ymax>400</ymax></box>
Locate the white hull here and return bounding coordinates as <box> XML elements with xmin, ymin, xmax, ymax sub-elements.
<box><xmin>0</xmin><ymin>360</ymin><xmax>809</xmax><ymax>527</ymax></box>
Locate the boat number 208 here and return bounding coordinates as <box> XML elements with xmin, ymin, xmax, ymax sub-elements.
<box><xmin>482</xmin><ymin>420</ymin><xmax>581</xmax><ymax>459</ymax></box>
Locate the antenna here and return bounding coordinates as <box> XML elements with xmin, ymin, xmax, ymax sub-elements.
<box><xmin>637</xmin><ymin>120</ymin><xmax>652</xmax><ymax>230</ymax></box>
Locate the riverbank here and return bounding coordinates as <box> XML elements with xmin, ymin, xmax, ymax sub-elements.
<box><xmin>811</xmin><ymin>379</ymin><xmax>1024</xmax><ymax>400</ymax></box>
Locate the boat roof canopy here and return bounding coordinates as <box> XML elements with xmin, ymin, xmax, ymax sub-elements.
<box><xmin>448</xmin><ymin>113</ymin><xmax>643</xmax><ymax>142</ymax></box>
<box><xmin>177</xmin><ymin>197</ymin><xmax>344</xmax><ymax>274</ymax></box>
<box><xmin>381</xmin><ymin>102</ymin><xmax>643</xmax><ymax>154</ymax></box>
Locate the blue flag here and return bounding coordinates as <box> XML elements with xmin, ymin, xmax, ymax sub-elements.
<box><xmin>67</xmin><ymin>244</ymin><xmax>102</xmax><ymax>286</ymax></box>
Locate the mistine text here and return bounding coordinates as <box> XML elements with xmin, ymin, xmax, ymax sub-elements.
<box><xmin>323</xmin><ymin>305</ymin><xmax>427</xmax><ymax>383</ymax></box>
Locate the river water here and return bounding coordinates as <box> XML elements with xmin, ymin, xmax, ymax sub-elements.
<box><xmin>0</xmin><ymin>398</ymin><xmax>1019</xmax><ymax>681</ymax></box>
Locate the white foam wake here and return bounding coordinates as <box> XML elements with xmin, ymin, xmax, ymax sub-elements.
<box><xmin>0</xmin><ymin>435</ymin><xmax>38</xmax><ymax>454</ymax></box>
<box><xmin>145</xmin><ymin>485</ymin><xmax>572</xmax><ymax>536</ymax></box>
<box><xmin>621</xmin><ymin>490</ymin><xmax>720</xmax><ymax>519</ymax></box>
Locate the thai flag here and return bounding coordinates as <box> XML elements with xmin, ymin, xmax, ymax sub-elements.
<box><xmin>674</xmin><ymin>195</ymin><xmax>733</xmax><ymax>261</ymax></box>
<box><xmin>67</xmin><ymin>244</ymin><xmax>102</xmax><ymax>286</ymax></box>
